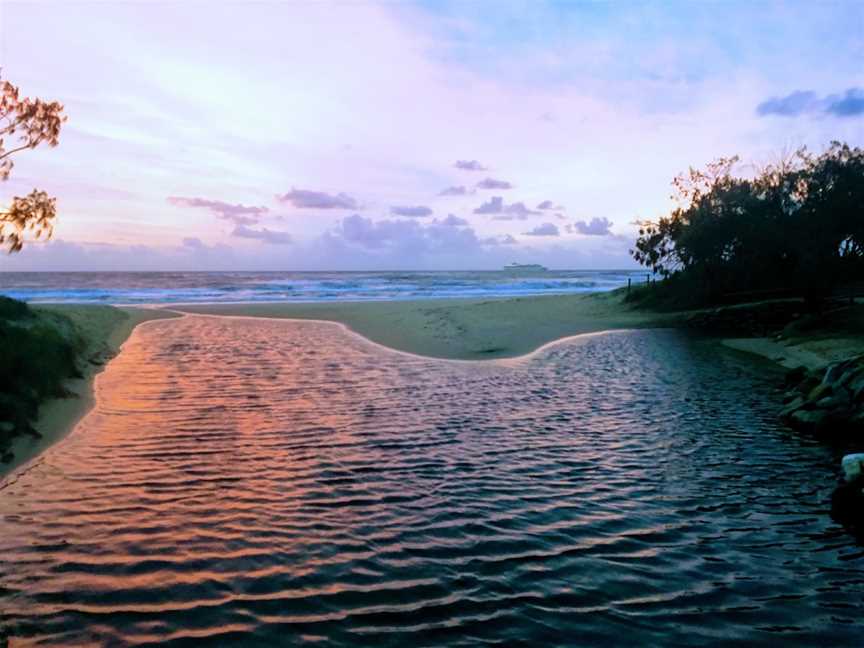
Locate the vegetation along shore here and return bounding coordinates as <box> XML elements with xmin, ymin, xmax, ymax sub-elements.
<box><xmin>0</xmin><ymin>299</ymin><xmax>177</xmax><ymax>477</ymax></box>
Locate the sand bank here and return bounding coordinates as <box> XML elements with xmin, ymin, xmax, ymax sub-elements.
<box><xmin>171</xmin><ymin>290</ymin><xmax>677</xmax><ymax>361</ymax></box>
<box><xmin>1</xmin><ymin>306</ymin><xmax>179</xmax><ymax>478</ymax></box>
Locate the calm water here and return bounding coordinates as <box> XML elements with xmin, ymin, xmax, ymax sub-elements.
<box><xmin>1</xmin><ymin>316</ymin><xmax>862</xmax><ymax>646</ymax></box>
<box><xmin>0</xmin><ymin>270</ymin><xmax>646</xmax><ymax>304</ymax></box>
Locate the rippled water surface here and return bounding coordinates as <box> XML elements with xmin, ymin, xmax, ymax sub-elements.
<box><xmin>1</xmin><ymin>316</ymin><xmax>862</xmax><ymax>646</ymax></box>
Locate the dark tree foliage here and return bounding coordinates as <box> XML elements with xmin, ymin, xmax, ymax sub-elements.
<box><xmin>632</xmin><ymin>142</ymin><xmax>864</xmax><ymax>305</ymax></box>
<box><xmin>0</xmin><ymin>297</ymin><xmax>82</xmax><ymax>456</ymax></box>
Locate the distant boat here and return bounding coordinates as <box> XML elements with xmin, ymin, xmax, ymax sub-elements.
<box><xmin>503</xmin><ymin>263</ymin><xmax>548</xmax><ymax>273</ymax></box>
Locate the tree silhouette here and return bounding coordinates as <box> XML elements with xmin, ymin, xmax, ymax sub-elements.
<box><xmin>0</xmin><ymin>72</ymin><xmax>66</xmax><ymax>253</ymax></box>
<box><xmin>631</xmin><ymin>142</ymin><xmax>864</xmax><ymax>305</ymax></box>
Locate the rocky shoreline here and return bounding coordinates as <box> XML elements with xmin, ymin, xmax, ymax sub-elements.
<box><xmin>780</xmin><ymin>355</ymin><xmax>864</xmax><ymax>434</ymax></box>
<box><xmin>779</xmin><ymin>356</ymin><xmax>864</xmax><ymax>531</ymax></box>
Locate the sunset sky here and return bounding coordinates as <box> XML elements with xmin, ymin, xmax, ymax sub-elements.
<box><xmin>1</xmin><ymin>0</ymin><xmax>862</xmax><ymax>271</ymax></box>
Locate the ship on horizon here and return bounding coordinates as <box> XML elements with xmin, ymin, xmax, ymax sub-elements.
<box><xmin>502</xmin><ymin>262</ymin><xmax>548</xmax><ymax>272</ymax></box>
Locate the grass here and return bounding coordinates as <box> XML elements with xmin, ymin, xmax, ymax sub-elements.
<box><xmin>0</xmin><ymin>297</ymin><xmax>85</xmax><ymax>458</ymax></box>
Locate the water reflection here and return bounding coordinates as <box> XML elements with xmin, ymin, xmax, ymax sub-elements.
<box><xmin>1</xmin><ymin>316</ymin><xmax>862</xmax><ymax>646</ymax></box>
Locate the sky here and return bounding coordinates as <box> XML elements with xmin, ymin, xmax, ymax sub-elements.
<box><xmin>0</xmin><ymin>0</ymin><xmax>862</xmax><ymax>271</ymax></box>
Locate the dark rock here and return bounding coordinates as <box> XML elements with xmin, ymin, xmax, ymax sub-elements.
<box><xmin>782</xmin><ymin>391</ymin><xmax>800</xmax><ymax>404</ymax></box>
<box><xmin>814</xmin><ymin>393</ymin><xmax>851</xmax><ymax>410</ymax></box>
<box><xmin>788</xmin><ymin>408</ymin><xmax>828</xmax><ymax>432</ymax></box>
<box><xmin>822</xmin><ymin>362</ymin><xmax>847</xmax><ymax>386</ymax></box>
<box><xmin>780</xmin><ymin>396</ymin><xmax>805</xmax><ymax>417</ymax></box>
<box><xmin>807</xmin><ymin>383</ymin><xmax>832</xmax><ymax>402</ymax></box>
<box><xmin>797</xmin><ymin>375</ymin><xmax>820</xmax><ymax>395</ymax></box>
<box><xmin>784</xmin><ymin>365</ymin><xmax>809</xmax><ymax>387</ymax></box>
<box><xmin>850</xmin><ymin>374</ymin><xmax>864</xmax><ymax>402</ymax></box>
<box><xmin>831</xmin><ymin>478</ymin><xmax>864</xmax><ymax>529</ymax></box>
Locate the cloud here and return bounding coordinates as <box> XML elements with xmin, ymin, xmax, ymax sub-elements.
<box><xmin>756</xmin><ymin>87</ymin><xmax>864</xmax><ymax>117</ymax></box>
<box><xmin>572</xmin><ymin>217</ymin><xmax>613</xmax><ymax>236</ymax></box>
<box><xmin>0</xmin><ymin>238</ymin><xmax>239</xmax><ymax>271</ymax></box>
<box><xmin>482</xmin><ymin>234</ymin><xmax>518</xmax><ymax>246</ymax></box>
<box><xmin>232</xmin><ymin>224</ymin><xmax>293</xmax><ymax>245</ymax></box>
<box><xmin>495</xmin><ymin>202</ymin><xmax>540</xmax><ymax>220</ymax></box>
<box><xmin>167</xmin><ymin>196</ymin><xmax>269</xmax><ymax>225</ymax></box>
<box><xmin>436</xmin><ymin>214</ymin><xmax>468</xmax><ymax>226</ymax></box>
<box><xmin>473</xmin><ymin>196</ymin><xmax>504</xmax><ymax>214</ymax></box>
<box><xmin>473</xmin><ymin>196</ymin><xmax>539</xmax><ymax>219</ymax></box>
<box><xmin>476</xmin><ymin>177</ymin><xmax>513</xmax><ymax>190</ymax></box>
<box><xmin>756</xmin><ymin>91</ymin><xmax>820</xmax><ymax>117</ymax></box>
<box><xmin>523</xmin><ymin>223</ymin><xmax>560</xmax><ymax>237</ymax></box>
<box><xmin>438</xmin><ymin>185</ymin><xmax>472</xmax><ymax>196</ymax></box>
<box><xmin>277</xmin><ymin>188</ymin><xmax>360</xmax><ymax>209</ymax></box>
<box><xmin>390</xmin><ymin>205</ymin><xmax>433</xmax><ymax>217</ymax></box>
<box><xmin>454</xmin><ymin>160</ymin><xmax>487</xmax><ymax>171</ymax></box>
<box><xmin>325</xmin><ymin>213</ymin><xmax>501</xmax><ymax>257</ymax></box>
<box><xmin>826</xmin><ymin>88</ymin><xmax>864</xmax><ymax>116</ymax></box>
<box><xmin>537</xmin><ymin>200</ymin><xmax>562</xmax><ymax>210</ymax></box>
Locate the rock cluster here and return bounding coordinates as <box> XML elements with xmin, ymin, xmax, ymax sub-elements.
<box><xmin>780</xmin><ymin>355</ymin><xmax>864</xmax><ymax>434</ymax></box>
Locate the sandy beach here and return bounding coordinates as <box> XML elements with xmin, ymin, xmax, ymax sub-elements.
<box><xmin>2</xmin><ymin>306</ymin><xmax>179</xmax><ymax>478</ymax></box>
<box><xmin>171</xmin><ymin>290</ymin><xmax>677</xmax><ymax>360</ymax></box>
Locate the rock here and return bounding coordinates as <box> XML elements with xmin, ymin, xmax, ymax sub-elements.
<box><xmin>815</xmin><ymin>393</ymin><xmax>851</xmax><ymax>410</ymax></box>
<box><xmin>797</xmin><ymin>375</ymin><xmax>820</xmax><ymax>395</ymax></box>
<box><xmin>0</xmin><ymin>421</ymin><xmax>14</xmax><ymax>434</ymax></box>
<box><xmin>782</xmin><ymin>391</ymin><xmax>801</xmax><ymax>404</ymax></box>
<box><xmin>780</xmin><ymin>396</ymin><xmax>805</xmax><ymax>417</ymax></box>
<box><xmin>823</xmin><ymin>362</ymin><xmax>847</xmax><ymax>386</ymax></box>
<box><xmin>842</xmin><ymin>454</ymin><xmax>864</xmax><ymax>483</ymax></box>
<box><xmin>808</xmin><ymin>383</ymin><xmax>832</xmax><ymax>402</ymax></box>
<box><xmin>784</xmin><ymin>366</ymin><xmax>809</xmax><ymax>387</ymax></box>
<box><xmin>780</xmin><ymin>355</ymin><xmax>864</xmax><ymax>436</ymax></box>
<box><xmin>850</xmin><ymin>374</ymin><xmax>864</xmax><ymax>403</ymax></box>
<box><xmin>831</xmin><ymin>478</ymin><xmax>864</xmax><ymax>528</ymax></box>
<box><xmin>788</xmin><ymin>408</ymin><xmax>828</xmax><ymax>432</ymax></box>
<box><xmin>836</xmin><ymin>366</ymin><xmax>864</xmax><ymax>390</ymax></box>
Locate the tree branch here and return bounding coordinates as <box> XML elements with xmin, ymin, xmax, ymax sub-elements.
<box><xmin>0</xmin><ymin>143</ymin><xmax>33</xmax><ymax>160</ymax></box>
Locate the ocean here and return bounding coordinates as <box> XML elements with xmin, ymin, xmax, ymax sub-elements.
<box><xmin>0</xmin><ymin>269</ymin><xmax>648</xmax><ymax>304</ymax></box>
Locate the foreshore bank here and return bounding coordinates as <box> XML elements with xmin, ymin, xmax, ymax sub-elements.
<box><xmin>170</xmin><ymin>290</ymin><xmax>679</xmax><ymax>360</ymax></box>
<box><xmin>1</xmin><ymin>306</ymin><xmax>178</xmax><ymax>478</ymax></box>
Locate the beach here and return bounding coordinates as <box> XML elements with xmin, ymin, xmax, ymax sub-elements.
<box><xmin>171</xmin><ymin>290</ymin><xmax>676</xmax><ymax>360</ymax></box>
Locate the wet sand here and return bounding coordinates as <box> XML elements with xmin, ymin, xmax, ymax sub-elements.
<box><xmin>2</xmin><ymin>306</ymin><xmax>179</xmax><ymax>477</ymax></box>
<box><xmin>171</xmin><ymin>290</ymin><xmax>677</xmax><ymax>360</ymax></box>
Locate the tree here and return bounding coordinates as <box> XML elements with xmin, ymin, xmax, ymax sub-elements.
<box><xmin>0</xmin><ymin>72</ymin><xmax>66</xmax><ymax>253</ymax></box>
<box><xmin>631</xmin><ymin>142</ymin><xmax>864</xmax><ymax>306</ymax></box>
